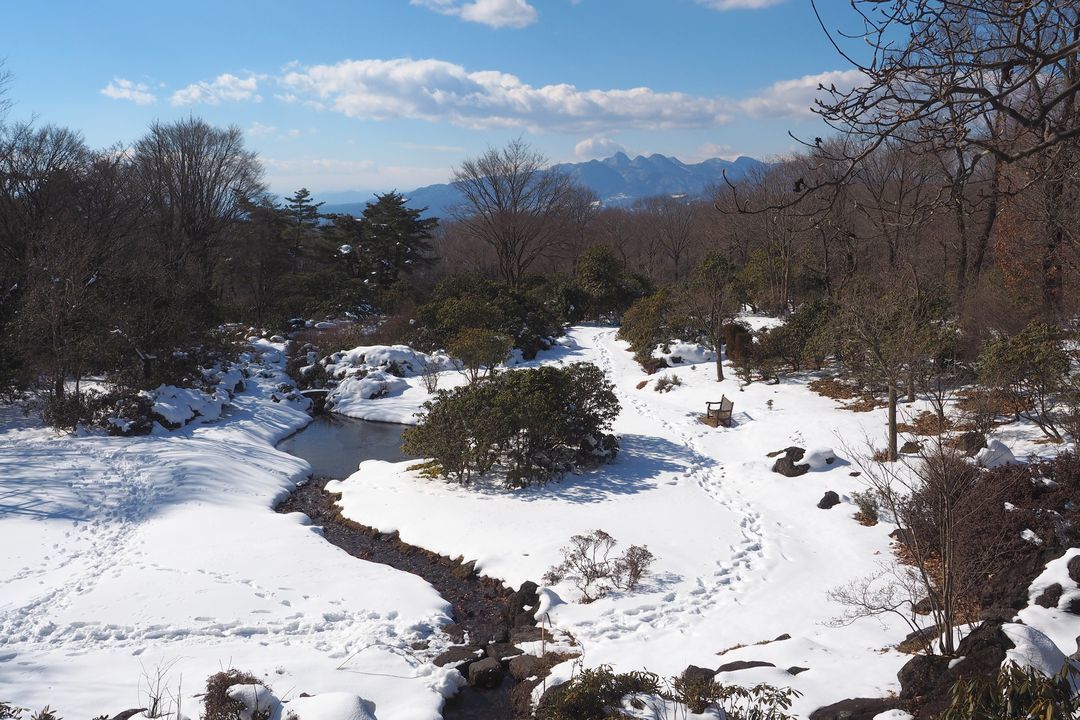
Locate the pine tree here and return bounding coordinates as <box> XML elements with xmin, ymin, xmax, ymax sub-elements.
<box><xmin>354</xmin><ymin>191</ymin><xmax>437</xmax><ymax>288</ymax></box>
<box><xmin>283</xmin><ymin>187</ymin><xmax>324</xmax><ymax>255</ymax></box>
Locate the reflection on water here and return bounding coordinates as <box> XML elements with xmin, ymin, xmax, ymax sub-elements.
<box><xmin>277</xmin><ymin>415</ymin><xmax>412</xmax><ymax>478</ymax></box>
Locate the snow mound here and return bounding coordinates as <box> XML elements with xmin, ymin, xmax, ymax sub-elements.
<box><xmin>804</xmin><ymin>447</ymin><xmax>839</xmax><ymax>470</ymax></box>
<box><xmin>150</xmin><ymin>385</ymin><xmax>226</xmax><ymax>427</ymax></box>
<box><xmin>659</xmin><ymin>341</ymin><xmax>715</xmax><ymax>365</ymax></box>
<box><xmin>325</xmin><ymin>345</ymin><xmax>439</xmax><ymax>379</ymax></box>
<box><xmin>873</xmin><ymin>712</ymin><xmax>913</xmax><ymax>720</ymax></box>
<box><xmin>331</xmin><ymin>372</ymin><xmax>408</xmax><ymax>404</ymax></box>
<box><xmin>284</xmin><ymin>692</ymin><xmax>377</xmax><ymax>720</ymax></box>
<box><xmin>976</xmin><ymin>439</ymin><xmax>1018</xmax><ymax>469</ymax></box>
<box><xmin>226</xmin><ymin>683</ymin><xmax>282</xmax><ymax>720</ymax></box>
<box><xmin>1001</xmin><ymin>623</ymin><xmax>1072</xmax><ymax>678</ymax></box>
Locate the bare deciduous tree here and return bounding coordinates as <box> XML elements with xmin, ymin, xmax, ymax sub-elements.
<box><xmin>451</xmin><ymin>138</ymin><xmax>577</xmax><ymax>288</ymax></box>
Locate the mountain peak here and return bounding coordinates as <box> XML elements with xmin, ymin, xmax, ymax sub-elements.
<box><xmin>319</xmin><ymin>152</ymin><xmax>766</xmax><ymax>218</ymax></box>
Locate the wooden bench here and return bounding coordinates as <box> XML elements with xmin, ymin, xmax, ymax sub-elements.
<box><xmin>704</xmin><ymin>396</ymin><xmax>734</xmax><ymax>427</ymax></box>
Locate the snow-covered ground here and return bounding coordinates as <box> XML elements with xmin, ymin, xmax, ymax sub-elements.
<box><xmin>2</xmin><ymin>324</ymin><xmax>1076</xmax><ymax>719</ymax></box>
<box><xmin>325</xmin><ymin>324</ymin><xmax>1080</xmax><ymax>716</ymax></box>
<box><xmin>0</xmin><ymin>341</ymin><xmax>459</xmax><ymax>719</ymax></box>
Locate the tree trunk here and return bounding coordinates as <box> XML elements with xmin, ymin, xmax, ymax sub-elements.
<box><xmin>715</xmin><ymin>343</ymin><xmax>725</xmax><ymax>382</ymax></box>
<box><xmin>888</xmin><ymin>381</ymin><xmax>898</xmax><ymax>462</ymax></box>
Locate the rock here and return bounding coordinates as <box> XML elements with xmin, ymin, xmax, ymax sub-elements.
<box><xmin>716</xmin><ymin>660</ymin><xmax>775</xmax><ymax>673</ymax></box>
<box><xmin>682</xmin><ymin>665</ymin><xmax>716</xmax><ymax>684</ymax></box>
<box><xmin>900</xmin><ymin>624</ymin><xmax>942</xmax><ymax>653</ymax></box>
<box><xmin>913</xmin><ymin>597</ymin><xmax>935</xmax><ymax>616</ymax></box>
<box><xmin>1035</xmin><ymin>583</ymin><xmax>1063</xmax><ymax>609</ymax></box>
<box><xmin>1069</xmin><ymin>555</ymin><xmax>1080</xmax><ymax>584</ymax></box>
<box><xmin>896</xmin><ymin>621</ymin><xmax>1014</xmax><ymax>718</ymax></box>
<box><xmin>486</xmin><ymin>642</ymin><xmax>524</xmax><ymax>663</ymax></box>
<box><xmin>772</xmin><ymin>447</ymin><xmax>810</xmax><ymax>477</ymax></box>
<box><xmin>433</xmin><ymin>645</ymin><xmax>483</xmax><ymax>674</ymax></box>
<box><xmin>505</xmin><ymin>580</ymin><xmax>541</xmax><ymax>626</ymax></box>
<box><xmin>441</xmin><ymin>623</ymin><xmax>466</xmax><ymax>644</ymax></box>
<box><xmin>897</xmin><ymin>654</ymin><xmax>951</xmax><ymax>700</ymax></box>
<box><xmin>468</xmin><ymin>657</ymin><xmax>504</xmax><ymax>688</ymax></box>
<box><xmin>1068</xmin><ymin>598</ymin><xmax>1080</xmax><ymax>615</ymax></box>
<box><xmin>817</xmin><ymin>491</ymin><xmax>841</xmax><ymax>509</ymax></box>
<box><xmin>900</xmin><ymin>440</ymin><xmax>922</xmax><ymax>454</ymax></box>
<box><xmin>787</xmin><ymin>666</ymin><xmax>810</xmax><ymax>676</ymax></box>
<box><xmin>773</xmin><ymin>633</ymin><xmax>792</xmax><ymax>641</ymax></box>
<box><xmin>509</xmin><ymin>654</ymin><xmax>540</xmax><ymax>681</ymax></box>
<box><xmin>109</xmin><ymin>710</ymin><xmax>148</xmax><ymax>720</ymax></box>
<box><xmin>511</xmin><ymin>626</ymin><xmax>545</xmax><ymax>644</ymax></box>
<box><xmin>808</xmin><ymin>697</ymin><xmax>901</xmax><ymax>720</ymax></box>
<box><xmin>949</xmin><ymin>430</ymin><xmax>987</xmax><ymax>457</ymax></box>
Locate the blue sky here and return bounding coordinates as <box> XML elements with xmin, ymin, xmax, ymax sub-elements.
<box><xmin>2</xmin><ymin>0</ymin><xmax>859</xmax><ymax>198</ymax></box>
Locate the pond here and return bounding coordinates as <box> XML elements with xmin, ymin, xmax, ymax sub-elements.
<box><xmin>277</xmin><ymin>414</ymin><xmax>412</xmax><ymax>477</ymax></box>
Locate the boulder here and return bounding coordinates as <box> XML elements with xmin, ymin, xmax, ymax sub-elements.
<box><xmin>486</xmin><ymin>642</ymin><xmax>524</xmax><ymax>663</ymax></box>
<box><xmin>913</xmin><ymin>597</ymin><xmax>935</xmax><ymax>616</ymax></box>
<box><xmin>509</xmin><ymin>654</ymin><xmax>540</xmax><ymax>681</ymax></box>
<box><xmin>772</xmin><ymin>447</ymin><xmax>810</xmax><ymax>477</ymax></box>
<box><xmin>1069</xmin><ymin>555</ymin><xmax>1080</xmax><ymax>585</ymax></box>
<box><xmin>109</xmin><ymin>710</ymin><xmax>148</xmax><ymax>720</ymax></box>
<box><xmin>1068</xmin><ymin>598</ymin><xmax>1080</xmax><ymax>615</ymax></box>
<box><xmin>817</xmin><ymin>491</ymin><xmax>841</xmax><ymax>509</ymax></box>
<box><xmin>468</xmin><ymin>657</ymin><xmax>504</xmax><ymax>688</ymax></box>
<box><xmin>897</xmin><ymin>621</ymin><xmax>1014</xmax><ymax>718</ymax></box>
<box><xmin>808</xmin><ymin>697</ymin><xmax>901</xmax><ymax>720</ymax></box>
<box><xmin>897</xmin><ymin>654</ymin><xmax>951</xmax><ymax>700</ymax></box>
<box><xmin>716</xmin><ymin>660</ymin><xmax>775</xmax><ymax>673</ymax></box>
<box><xmin>1035</xmin><ymin>583</ymin><xmax>1063</xmax><ymax>609</ymax></box>
<box><xmin>433</xmin><ymin>645</ymin><xmax>483</xmax><ymax>674</ymax></box>
<box><xmin>682</xmin><ymin>665</ymin><xmax>716</xmax><ymax>685</ymax></box>
<box><xmin>511</xmin><ymin>625</ymin><xmax>545</xmax><ymax>644</ymax></box>
<box><xmin>505</xmin><ymin>580</ymin><xmax>540</xmax><ymax>626</ymax></box>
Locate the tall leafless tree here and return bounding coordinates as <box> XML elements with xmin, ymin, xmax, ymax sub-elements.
<box><xmin>450</xmin><ymin>139</ymin><xmax>577</xmax><ymax>288</ymax></box>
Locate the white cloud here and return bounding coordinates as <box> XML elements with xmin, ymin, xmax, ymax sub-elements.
<box><xmin>263</xmin><ymin>156</ymin><xmax>450</xmax><ymax>193</ymax></box>
<box><xmin>247</xmin><ymin>121</ymin><xmax>277</xmax><ymax>137</ymax></box>
<box><xmin>575</xmin><ymin>136</ymin><xmax>626</xmax><ymax>160</ymax></box>
<box><xmin>396</xmin><ymin>141</ymin><xmax>466</xmax><ymax>153</ymax></box>
<box><xmin>692</xmin><ymin>142</ymin><xmax>742</xmax><ymax>162</ymax></box>
<box><xmin>100</xmin><ymin>78</ymin><xmax>156</xmax><ymax>105</ymax></box>
<box><xmin>411</xmin><ymin>0</ymin><xmax>537</xmax><ymax>28</ymax></box>
<box><xmin>696</xmin><ymin>0</ymin><xmax>786</xmax><ymax>9</ymax></box>
<box><xmin>279</xmin><ymin>58</ymin><xmax>733</xmax><ymax>132</ymax></box>
<box><xmin>739</xmin><ymin>69</ymin><xmax>863</xmax><ymax>118</ymax></box>
<box><xmin>171</xmin><ymin>73</ymin><xmax>262</xmax><ymax>106</ymax></box>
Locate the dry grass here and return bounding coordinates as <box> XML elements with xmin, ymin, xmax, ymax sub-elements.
<box><xmin>854</xmin><ymin>512</ymin><xmax>879</xmax><ymax>527</ymax></box>
<box><xmin>809</xmin><ymin>377</ymin><xmax>860</xmax><ymax>401</ymax></box>
<box><xmin>809</xmin><ymin>377</ymin><xmax>885</xmax><ymax>412</ymax></box>
<box><xmin>896</xmin><ymin>410</ymin><xmax>954</xmax><ymax>436</ymax></box>
<box><xmin>845</xmin><ymin>395</ymin><xmax>888</xmax><ymax>412</ymax></box>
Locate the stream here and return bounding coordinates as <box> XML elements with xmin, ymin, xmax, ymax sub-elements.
<box><xmin>275</xmin><ymin>415</ymin><xmax>524</xmax><ymax>719</ymax></box>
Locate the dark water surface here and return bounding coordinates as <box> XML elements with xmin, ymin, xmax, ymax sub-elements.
<box><xmin>277</xmin><ymin>414</ymin><xmax>412</xmax><ymax>476</ymax></box>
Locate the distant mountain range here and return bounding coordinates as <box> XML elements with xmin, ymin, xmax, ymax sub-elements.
<box><xmin>319</xmin><ymin>152</ymin><xmax>766</xmax><ymax>218</ymax></box>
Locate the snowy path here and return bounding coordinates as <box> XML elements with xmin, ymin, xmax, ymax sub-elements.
<box><xmin>329</xmin><ymin>325</ymin><xmax>922</xmax><ymax>714</ymax></box>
